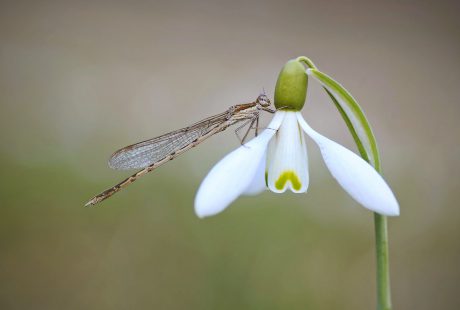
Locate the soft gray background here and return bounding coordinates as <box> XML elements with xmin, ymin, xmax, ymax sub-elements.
<box><xmin>1</xmin><ymin>0</ymin><xmax>459</xmax><ymax>309</ymax></box>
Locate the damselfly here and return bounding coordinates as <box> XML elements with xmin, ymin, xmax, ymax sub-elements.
<box><xmin>85</xmin><ymin>94</ymin><xmax>275</xmax><ymax>207</ymax></box>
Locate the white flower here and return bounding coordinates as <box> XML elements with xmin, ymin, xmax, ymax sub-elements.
<box><xmin>194</xmin><ymin>110</ymin><xmax>399</xmax><ymax>218</ymax></box>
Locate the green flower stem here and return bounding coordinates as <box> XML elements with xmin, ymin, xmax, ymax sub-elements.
<box><xmin>374</xmin><ymin>213</ymin><xmax>392</xmax><ymax>310</ymax></box>
<box><xmin>329</xmin><ymin>92</ymin><xmax>393</xmax><ymax>310</ymax></box>
<box><xmin>299</xmin><ymin>57</ymin><xmax>393</xmax><ymax>310</ymax></box>
<box><xmin>296</xmin><ymin>56</ymin><xmax>317</xmax><ymax>70</ymax></box>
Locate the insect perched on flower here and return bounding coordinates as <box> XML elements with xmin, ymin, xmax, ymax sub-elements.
<box><xmin>85</xmin><ymin>57</ymin><xmax>399</xmax><ymax>220</ymax></box>
<box><xmin>84</xmin><ymin>57</ymin><xmax>399</xmax><ymax>309</ymax></box>
<box><xmin>195</xmin><ymin>58</ymin><xmax>399</xmax><ymax>218</ymax></box>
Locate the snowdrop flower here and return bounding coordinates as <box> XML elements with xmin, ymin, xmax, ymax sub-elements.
<box><xmin>195</xmin><ymin>59</ymin><xmax>399</xmax><ymax>218</ymax></box>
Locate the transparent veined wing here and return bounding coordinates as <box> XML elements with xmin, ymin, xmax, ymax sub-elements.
<box><xmin>108</xmin><ymin>111</ymin><xmax>229</xmax><ymax>170</ymax></box>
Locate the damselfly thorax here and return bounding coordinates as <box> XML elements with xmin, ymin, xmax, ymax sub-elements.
<box><xmin>85</xmin><ymin>94</ymin><xmax>275</xmax><ymax>207</ymax></box>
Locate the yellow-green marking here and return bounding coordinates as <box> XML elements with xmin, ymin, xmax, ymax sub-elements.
<box><xmin>275</xmin><ymin>170</ymin><xmax>302</xmax><ymax>191</ymax></box>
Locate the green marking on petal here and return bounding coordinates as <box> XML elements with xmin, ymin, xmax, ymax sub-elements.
<box><xmin>298</xmin><ymin>123</ymin><xmax>303</xmax><ymax>144</ymax></box>
<box><xmin>265</xmin><ymin>170</ymin><xmax>268</xmax><ymax>187</ymax></box>
<box><xmin>275</xmin><ymin>170</ymin><xmax>302</xmax><ymax>191</ymax></box>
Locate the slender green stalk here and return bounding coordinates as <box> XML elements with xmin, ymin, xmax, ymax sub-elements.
<box><xmin>299</xmin><ymin>57</ymin><xmax>393</xmax><ymax>309</ymax></box>
<box><xmin>343</xmin><ymin>111</ymin><xmax>393</xmax><ymax>310</ymax></box>
<box><xmin>326</xmin><ymin>87</ymin><xmax>393</xmax><ymax>309</ymax></box>
<box><xmin>374</xmin><ymin>214</ymin><xmax>392</xmax><ymax>310</ymax></box>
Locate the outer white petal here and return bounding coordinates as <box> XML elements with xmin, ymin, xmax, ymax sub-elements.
<box><xmin>242</xmin><ymin>150</ymin><xmax>267</xmax><ymax>195</ymax></box>
<box><xmin>297</xmin><ymin>113</ymin><xmax>399</xmax><ymax>216</ymax></box>
<box><xmin>267</xmin><ymin>112</ymin><xmax>309</xmax><ymax>193</ymax></box>
<box><xmin>194</xmin><ymin>112</ymin><xmax>285</xmax><ymax>218</ymax></box>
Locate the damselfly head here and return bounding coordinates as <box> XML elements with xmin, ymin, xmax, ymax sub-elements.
<box><xmin>256</xmin><ymin>94</ymin><xmax>271</xmax><ymax>107</ymax></box>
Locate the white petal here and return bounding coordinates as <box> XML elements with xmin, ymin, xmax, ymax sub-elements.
<box><xmin>297</xmin><ymin>113</ymin><xmax>399</xmax><ymax>216</ymax></box>
<box><xmin>242</xmin><ymin>150</ymin><xmax>267</xmax><ymax>195</ymax></box>
<box><xmin>194</xmin><ymin>112</ymin><xmax>285</xmax><ymax>218</ymax></box>
<box><xmin>267</xmin><ymin>112</ymin><xmax>309</xmax><ymax>193</ymax></box>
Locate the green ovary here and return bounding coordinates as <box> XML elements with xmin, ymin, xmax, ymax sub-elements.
<box><xmin>275</xmin><ymin>170</ymin><xmax>302</xmax><ymax>191</ymax></box>
<box><xmin>274</xmin><ymin>59</ymin><xmax>308</xmax><ymax>110</ymax></box>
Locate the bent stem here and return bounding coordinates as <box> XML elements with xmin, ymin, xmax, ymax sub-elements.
<box><xmin>343</xmin><ymin>128</ymin><xmax>392</xmax><ymax>309</ymax></box>
<box><xmin>341</xmin><ymin>107</ymin><xmax>393</xmax><ymax>310</ymax></box>
<box><xmin>301</xmin><ymin>57</ymin><xmax>393</xmax><ymax>309</ymax></box>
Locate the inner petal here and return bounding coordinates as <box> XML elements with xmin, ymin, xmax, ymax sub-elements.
<box><xmin>267</xmin><ymin>112</ymin><xmax>309</xmax><ymax>193</ymax></box>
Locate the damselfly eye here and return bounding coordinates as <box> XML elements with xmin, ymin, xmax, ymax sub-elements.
<box><xmin>257</xmin><ymin>94</ymin><xmax>271</xmax><ymax>107</ymax></box>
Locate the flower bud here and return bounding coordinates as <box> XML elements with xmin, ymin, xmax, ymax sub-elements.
<box><xmin>274</xmin><ymin>59</ymin><xmax>308</xmax><ymax>110</ymax></box>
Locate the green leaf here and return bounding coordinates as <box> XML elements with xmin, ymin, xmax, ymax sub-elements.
<box><xmin>306</xmin><ymin>68</ymin><xmax>381</xmax><ymax>171</ymax></box>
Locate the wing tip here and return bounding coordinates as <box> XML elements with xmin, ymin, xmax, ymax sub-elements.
<box><xmin>107</xmin><ymin>159</ymin><xmax>116</xmax><ymax>169</ymax></box>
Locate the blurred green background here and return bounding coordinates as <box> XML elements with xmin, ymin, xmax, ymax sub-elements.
<box><xmin>1</xmin><ymin>1</ymin><xmax>459</xmax><ymax>309</ymax></box>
